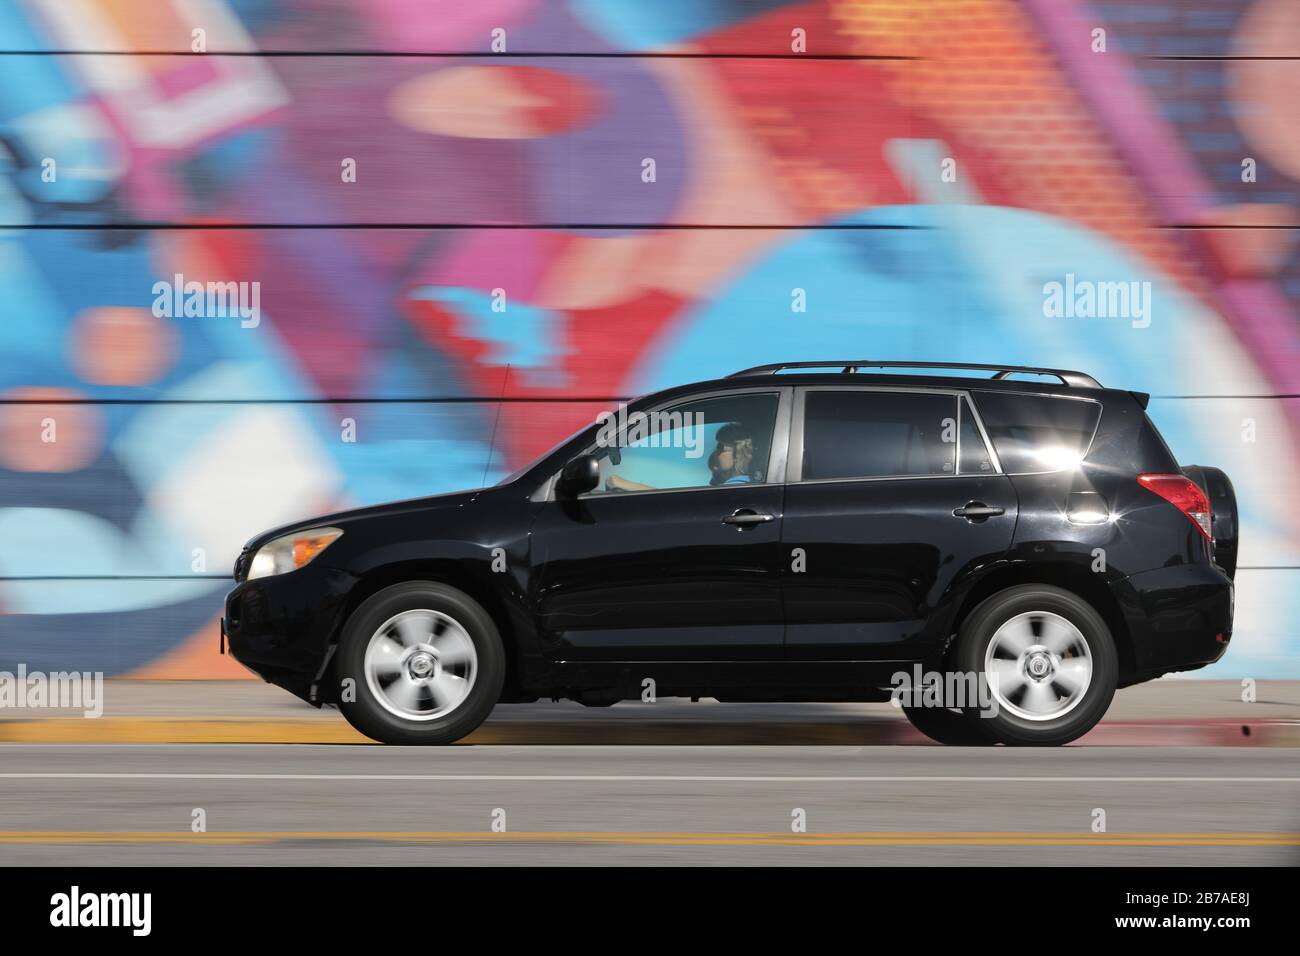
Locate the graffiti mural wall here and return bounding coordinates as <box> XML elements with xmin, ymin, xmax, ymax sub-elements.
<box><xmin>1</xmin><ymin>0</ymin><xmax>1297</xmax><ymax>677</ymax></box>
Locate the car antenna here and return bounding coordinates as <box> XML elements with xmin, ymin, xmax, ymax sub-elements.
<box><xmin>481</xmin><ymin>363</ymin><xmax>511</xmax><ymax>488</ymax></box>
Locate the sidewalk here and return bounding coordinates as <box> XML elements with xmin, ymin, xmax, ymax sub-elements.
<box><xmin>0</xmin><ymin>679</ymin><xmax>1295</xmax><ymax>745</ymax></box>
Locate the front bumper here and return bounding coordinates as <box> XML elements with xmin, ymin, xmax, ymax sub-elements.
<box><xmin>223</xmin><ymin>564</ymin><xmax>358</xmax><ymax>704</ymax></box>
<box><xmin>1118</xmin><ymin>562</ymin><xmax>1233</xmax><ymax>681</ymax></box>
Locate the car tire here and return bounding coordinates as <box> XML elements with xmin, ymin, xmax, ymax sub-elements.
<box><xmin>954</xmin><ymin>584</ymin><xmax>1117</xmax><ymax>746</ymax></box>
<box><xmin>337</xmin><ymin>581</ymin><xmax>505</xmax><ymax>745</ymax></box>
<box><xmin>901</xmin><ymin>703</ymin><xmax>994</xmax><ymax>746</ymax></box>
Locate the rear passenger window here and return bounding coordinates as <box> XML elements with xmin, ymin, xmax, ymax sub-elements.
<box><xmin>972</xmin><ymin>391</ymin><xmax>1101</xmax><ymax>474</ymax></box>
<box><xmin>801</xmin><ymin>391</ymin><xmax>956</xmax><ymax>480</ymax></box>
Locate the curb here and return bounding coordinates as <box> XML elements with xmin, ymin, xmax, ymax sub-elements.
<box><xmin>0</xmin><ymin>717</ymin><xmax>1296</xmax><ymax>746</ymax></box>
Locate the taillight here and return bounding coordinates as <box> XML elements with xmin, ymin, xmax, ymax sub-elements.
<box><xmin>1137</xmin><ymin>474</ymin><xmax>1212</xmax><ymax>541</ymax></box>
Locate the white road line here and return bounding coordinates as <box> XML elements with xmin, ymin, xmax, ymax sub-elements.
<box><xmin>0</xmin><ymin>773</ymin><xmax>1297</xmax><ymax>783</ymax></box>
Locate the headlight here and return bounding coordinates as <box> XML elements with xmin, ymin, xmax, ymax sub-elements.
<box><xmin>247</xmin><ymin>527</ymin><xmax>342</xmax><ymax>580</ymax></box>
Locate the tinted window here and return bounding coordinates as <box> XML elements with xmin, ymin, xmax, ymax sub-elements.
<box><xmin>958</xmin><ymin>397</ymin><xmax>995</xmax><ymax>474</ymax></box>
<box><xmin>802</xmin><ymin>391</ymin><xmax>956</xmax><ymax>480</ymax></box>
<box><xmin>972</xmin><ymin>391</ymin><xmax>1101</xmax><ymax>474</ymax></box>
<box><xmin>588</xmin><ymin>392</ymin><xmax>779</xmax><ymax>494</ymax></box>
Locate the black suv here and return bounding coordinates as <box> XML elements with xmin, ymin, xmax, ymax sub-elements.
<box><xmin>222</xmin><ymin>361</ymin><xmax>1236</xmax><ymax>746</ymax></box>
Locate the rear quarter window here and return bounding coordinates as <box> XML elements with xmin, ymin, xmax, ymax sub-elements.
<box><xmin>972</xmin><ymin>391</ymin><xmax>1101</xmax><ymax>474</ymax></box>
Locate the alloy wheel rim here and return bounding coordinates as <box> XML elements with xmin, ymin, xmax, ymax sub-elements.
<box><xmin>984</xmin><ymin>611</ymin><xmax>1092</xmax><ymax>721</ymax></box>
<box><xmin>363</xmin><ymin>609</ymin><xmax>477</xmax><ymax>721</ymax></box>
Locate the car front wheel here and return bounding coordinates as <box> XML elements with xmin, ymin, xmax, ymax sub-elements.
<box><xmin>954</xmin><ymin>584</ymin><xmax>1117</xmax><ymax>746</ymax></box>
<box><xmin>337</xmin><ymin>582</ymin><xmax>505</xmax><ymax>745</ymax></box>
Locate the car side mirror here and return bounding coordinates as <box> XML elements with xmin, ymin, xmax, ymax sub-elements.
<box><xmin>556</xmin><ymin>454</ymin><xmax>600</xmax><ymax>497</ymax></box>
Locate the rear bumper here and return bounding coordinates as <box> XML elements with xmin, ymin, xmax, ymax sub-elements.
<box><xmin>223</xmin><ymin>565</ymin><xmax>358</xmax><ymax>704</ymax></box>
<box><xmin>1118</xmin><ymin>562</ymin><xmax>1233</xmax><ymax>682</ymax></box>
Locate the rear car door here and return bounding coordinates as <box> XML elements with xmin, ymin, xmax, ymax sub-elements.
<box><xmin>527</xmin><ymin>387</ymin><xmax>791</xmax><ymax>661</ymax></box>
<box><xmin>781</xmin><ymin>386</ymin><xmax>1018</xmax><ymax>660</ymax></box>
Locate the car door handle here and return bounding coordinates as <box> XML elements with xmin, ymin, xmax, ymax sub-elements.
<box><xmin>722</xmin><ymin>509</ymin><xmax>775</xmax><ymax>527</ymax></box>
<box><xmin>953</xmin><ymin>502</ymin><xmax>1005</xmax><ymax>521</ymax></box>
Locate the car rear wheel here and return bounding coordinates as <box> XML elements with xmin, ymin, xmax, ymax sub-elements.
<box><xmin>954</xmin><ymin>584</ymin><xmax>1117</xmax><ymax>746</ymax></box>
<box><xmin>338</xmin><ymin>582</ymin><xmax>505</xmax><ymax>745</ymax></box>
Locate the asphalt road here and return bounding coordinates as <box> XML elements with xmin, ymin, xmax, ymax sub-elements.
<box><xmin>1</xmin><ymin>744</ymin><xmax>1296</xmax><ymax>865</ymax></box>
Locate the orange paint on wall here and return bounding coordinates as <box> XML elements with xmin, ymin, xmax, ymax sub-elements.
<box><xmin>126</xmin><ymin>614</ymin><xmax>256</xmax><ymax>680</ymax></box>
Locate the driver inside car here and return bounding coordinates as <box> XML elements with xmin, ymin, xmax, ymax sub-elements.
<box><xmin>708</xmin><ymin>423</ymin><xmax>756</xmax><ymax>485</ymax></box>
<box><xmin>605</xmin><ymin>423</ymin><xmax>759</xmax><ymax>492</ymax></box>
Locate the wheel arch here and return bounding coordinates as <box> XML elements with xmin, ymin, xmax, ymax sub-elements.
<box><xmin>946</xmin><ymin>562</ymin><xmax>1136</xmax><ymax>680</ymax></box>
<box><xmin>318</xmin><ymin>560</ymin><xmax>524</xmax><ymax>703</ymax></box>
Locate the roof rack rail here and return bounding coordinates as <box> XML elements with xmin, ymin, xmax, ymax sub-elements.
<box><xmin>727</xmin><ymin>361</ymin><xmax>1101</xmax><ymax>389</ymax></box>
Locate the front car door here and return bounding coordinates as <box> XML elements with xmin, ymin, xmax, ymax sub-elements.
<box><xmin>527</xmin><ymin>387</ymin><xmax>792</xmax><ymax>661</ymax></box>
<box><xmin>780</xmin><ymin>386</ymin><xmax>1018</xmax><ymax>662</ymax></box>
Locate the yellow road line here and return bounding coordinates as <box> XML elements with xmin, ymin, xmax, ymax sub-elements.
<box><xmin>0</xmin><ymin>831</ymin><xmax>1294</xmax><ymax>847</ymax></box>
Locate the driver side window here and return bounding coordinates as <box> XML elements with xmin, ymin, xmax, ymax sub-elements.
<box><xmin>586</xmin><ymin>392</ymin><xmax>780</xmax><ymax>495</ymax></box>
